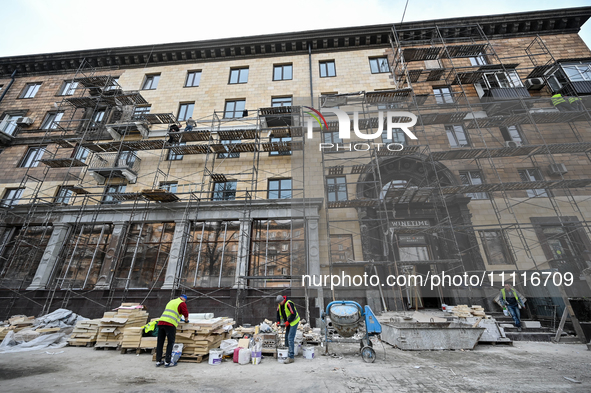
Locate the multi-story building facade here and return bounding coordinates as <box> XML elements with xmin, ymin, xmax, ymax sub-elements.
<box><xmin>1</xmin><ymin>7</ymin><xmax>591</xmax><ymax>324</ymax></box>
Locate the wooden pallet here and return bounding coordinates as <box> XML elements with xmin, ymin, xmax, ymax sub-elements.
<box><xmin>68</xmin><ymin>341</ymin><xmax>95</xmax><ymax>347</ymax></box>
<box><xmin>151</xmin><ymin>353</ymin><xmax>208</xmax><ymax>363</ymax></box>
<box><xmin>478</xmin><ymin>340</ymin><xmax>513</xmax><ymax>346</ymax></box>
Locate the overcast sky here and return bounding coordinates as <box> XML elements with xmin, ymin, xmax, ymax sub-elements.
<box><xmin>0</xmin><ymin>0</ymin><xmax>589</xmax><ymax>57</ymax></box>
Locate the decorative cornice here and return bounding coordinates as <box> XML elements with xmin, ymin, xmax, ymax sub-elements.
<box><xmin>0</xmin><ymin>7</ymin><xmax>589</xmax><ymax>77</ymax></box>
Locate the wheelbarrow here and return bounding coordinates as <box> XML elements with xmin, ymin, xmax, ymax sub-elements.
<box><xmin>321</xmin><ymin>300</ymin><xmax>382</xmax><ymax>363</ymax></box>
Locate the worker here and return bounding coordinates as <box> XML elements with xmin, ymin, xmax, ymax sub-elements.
<box><xmin>551</xmin><ymin>93</ymin><xmax>572</xmax><ymax>112</ymax></box>
<box><xmin>155</xmin><ymin>294</ymin><xmax>189</xmax><ymax>367</ymax></box>
<box><xmin>568</xmin><ymin>96</ymin><xmax>584</xmax><ymax>111</ymax></box>
<box><xmin>499</xmin><ymin>284</ymin><xmax>525</xmax><ymax>331</ymax></box>
<box><xmin>184</xmin><ymin>117</ymin><xmax>196</xmax><ymax>132</ymax></box>
<box><xmin>276</xmin><ymin>295</ymin><xmax>300</xmax><ymax>364</ymax></box>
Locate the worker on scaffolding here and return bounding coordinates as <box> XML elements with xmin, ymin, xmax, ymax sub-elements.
<box><xmin>276</xmin><ymin>295</ymin><xmax>300</xmax><ymax>364</ymax></box>
<box><xmin>551</xmin><ymin>93</ymin><xmax>573</xmax><ymax>112</ymax></box>
<box><xmin>184</xmin><ymin>117</ymin><xmax>196</xmax><ymax>132</ymax></box>
<box><xmin>568</xmin><ymin>95</ymin><xmax>585</xmax><ymax>111</ymax></box>
<box><xmin>155</xmin><ymin>294</ymin><xmax>189</xmax><ymax>367</ymax></box>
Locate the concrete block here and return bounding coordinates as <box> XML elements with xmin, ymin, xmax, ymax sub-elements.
<box><xmin>522</xmin><ymin>321</ymin><xmax>542</xmax><ymax>329</ymax></box>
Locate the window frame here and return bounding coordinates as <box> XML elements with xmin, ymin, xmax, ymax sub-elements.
<box><xmin>433</xmin><ymin>87</ymin><xmax>454</xmax><ymax>105</ymax></box>
<box><xmin>224</xmin><ymin>99</ymin><xmax>246</xmax><ymax>119</ymax></box>
<box><xmin>469</xmin><ymin>53</ymin><xmax>489</xmax><ymax>66</ymax></box>
<box><xmin>0</xmin><ymin>114</ymin><xmax>21</xmax><ymax>136</ymax></box>
<box><xmin>1</xmin><ymin>188</ymin><xmax>24</xmax><ymax>207</ymax></box>
<box><xmin>20</xmin><ymin>146</ymin><xmax>46</xmax><ymax>168</ymax></box>
<box><xmin>459</xmin><ymin>170</ymin><xmax>488</xmax><ymax>200</ymax></box>
<box><xmin>185</xmin><ymin>70</ymin><xmax>202</xmax><ymax>87</ymax></box>
<box><xmin>326</xmin><ymin>176</ymin><xmax>348</xmax><ymax>202</ymax></box>
<box><xmin>445</xmin><ymin>124</ymin><xmax>470</xmax><ymax>148</ymax></box>
<box><xmin>55</xmin><ymin>186</ymin><xmax>74</xmax><ymax>204</ymax></box>
<box><xmin>218</xmin><ymin>139</ymin><xmax>241</xmax><ymax>159</ymax></box>
<box><xmin>167</xmin><ymin>141</ymin><xmax>186</xmax><ymax>161</ymax></box>
<box><xmin>273</xmin><ymin>64</ymin><xmax>293</xmax><ymax>81</ymax></box>
<box><xmin>381</xmin><ymin>128</ymin><xmax>407</xmax><ymax>145</ymax></box>
<box><xmin>159</xmin><ymin>182</ymin><xmax>178</xmax><ymax>193</ymax></box>
<box><xmin>177</xmin><ymin>103</ymin><xmax>195</xmax><ymax>122</ymax></box>
<box><xmin>40</xmin><ymin>111</ymin><xmax>64</xmax><ymax>130</ymax></box>
<box><xmin>229</xmin><ymin>67</ymin><xmax>249</xmax><ymax>84</ymax></box>
<box><xmin>479</xmin><ymin>230</ymin><xmax>513</xmax><ymax>266</ymax></box>
<box><xmin>482</xmin><ymin>70</ymin><xmax>523</xmax><ymax>89</ymax></box>
<box><xmin>500</xmin><ymin>125</ymin><xmax>525</xmax><ymax>144</ymax></box>
<box><xmin>518</xmin><ymin>168</ymin><xmax>548</xmax><ymax>197</ymax></box>
<box><xmin>369</xmin><ymin>57</ymin><xmax>390</xmax><ymax>74</ymax></box>
<box><xmin>271</xmin><ymin>96</ymin><xmax>292</xmax><ymax>107</ymax></box>
<box><xmin>58</xmin><ymin>80</ymin><xmax>78</xmax><ymax>96</ymax></box>
<box><xmin>319</xmin><ymin>60</ymin><xmax>336</xmax><ymax>78</ymax></box>
<box><xmin>268</xmin><ymin>178</ymin><xmax>292</xmax><ymax>199</ymax></box>
<box><xmin>269</xmin><ymin>136</ymin><xmax>292</xmax><ymax>156</ymax></box>
<box><xmin>102</xmin><ymin>184</ymin><xmax>126</xmax><ymax>204</ymax></box>
<box><xmin>212</xmin><ymin>180</ymin><xmax>237</xmax><ymax>201</ymax></box>
<box><xmin>141</xmin><ymin>74</ymin><xmax>160</xmax><ymax>90</ymax></box>
<box><xmin>20</xmin><ymin>83</ymin><xmax>42</xmax><ymax>99</ymax></box>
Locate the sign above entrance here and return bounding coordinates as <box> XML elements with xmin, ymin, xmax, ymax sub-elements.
<box><xmin>390</xmin><ymin>220</ymin><xmax>430</xmax><ymax>227</ymax></box>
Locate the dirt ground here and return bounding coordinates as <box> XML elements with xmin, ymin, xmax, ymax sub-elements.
<box><xmin>0</xmin><ymin>341</ymin><xmax>589</xmax><ymax>393</ymax></box>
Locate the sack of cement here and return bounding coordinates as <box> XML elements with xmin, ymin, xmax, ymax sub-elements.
<box><xmin>220</xmin><ymin>339</ymin><xmax>238</xmax><ymax>356</ymax></box>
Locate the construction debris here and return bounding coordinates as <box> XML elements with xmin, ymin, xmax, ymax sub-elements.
<box><xmin>452</xmin><ymin>305</ymin><xmax>488</xmax><ymax>318</ymax></box>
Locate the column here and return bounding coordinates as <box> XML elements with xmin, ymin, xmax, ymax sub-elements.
<box><xmin>306</xmin><ymin>216</ymin><xmax>324</xmax><ymax>326</ymax></box>
<box><xmin>95</xmin><ymin>222</ymin><xmax>128</xmax><ymax>289</ymax></box>
<box><xmin>234</xmin><ymin>218</ymin><xmax>252</xmax><ymax>289</ymax></box>
<box><xmin>162</xmin><ymin>219</ymin><xmax>190</xmax><ymax>290</ymax></box>
<box><xmin>27</xmin><ymin>223</ymin><xmax>70</xmax><ymax>290</ymax></box>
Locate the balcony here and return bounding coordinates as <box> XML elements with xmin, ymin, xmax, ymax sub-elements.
<box><xmin>480</xmin><ymin>87</ymin><xmax>532</xmax><ymax>116</ymax></box>
<box><xmin>86</xmin><ymin>152</ymin><xmax>141</xmax><ymax>184</ymax></box>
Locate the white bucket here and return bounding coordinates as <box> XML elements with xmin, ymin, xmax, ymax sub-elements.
<box><xmin>277</xmin><ymin>347</ymin><xmax>289</xmax><ymax>363</ymax></box>
<box><xmin>294</xmin><ymin>343</ymin><xmax>301</xmax><ymax>356</ymax></box>
<box><xmin>238</xmin><ymin>348</ymin><xmax>251</xmax><ymax>365</ymax></box>
<box><xmin>208</xmin><ymin>348</ymin><xmax>223</xmax><ymax>366</ymax></box>
<box><xmin>302</xmin><ymin>345</ymin><xmax>315</xmax><ymax>360</ymax></box>
<box><xmin>441</xmin><ymin>303</ymin><xmax>447</xmax><ymax>311</ymax></box>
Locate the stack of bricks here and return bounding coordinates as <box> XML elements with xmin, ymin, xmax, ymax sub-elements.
<box><xmin>67</xmin><ymin>319</ymin><xmax>100</xmax><ymax>346</ymax></box>
<box><xmin>452</xmin><ymin>305</ymin><xmax>488</xmax><ymax>318</ymax></box>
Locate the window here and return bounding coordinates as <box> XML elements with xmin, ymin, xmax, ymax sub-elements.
<box><xmin>104</xmin><ymin>77</ymin><xmax>120</xmax><ymax>92</ymax></box>
<box><xmin>20</xmin><ymin>147</ymin><xmax>45</xmax><ymax>167</ymax></box>
<box><xmin>142</xmin><ymin>74</ymin><xmax>160</xmax><ymax>90</ymax></box>
<box><xmin>224</xmin><ymin>100</ymin><xmax>246</xmax><ymax>119</ymax></box>
<box><xmin>178</xmin><ymin>103</ymin><xmax>194</xmax><ymax>122</ymax></box>
<box><xmin>160</xmin><ymin>182</ymin><xmax>178</xmax><ymax>193</ymax></box>
<box><xmin>382</xmin><ymin>128</ymin><xmax>407</xmax><ymax>145</ymax></box>
<box><xmin>58</xmin><ymin>81</ymin><xmax>78</xmax><ymax>96</ymax></box>
<box><xmin>445</xmin><ymin>125</ymin><xmax>469</xmax><ymax>147</ymax></box>
<box><xmin>40</xmin><ymin>112</ymin><xmax>64</xmax><ymax>130</ymax></box>
<box><xmin>433</xmin><ymin>87</ymin><xmax>454</xmax><ymax>104</ymax></box>
<box><xmin>273</xmin><ymin>64</ymin><xmax>293</xmax><ymax>81</ymax></box>
<box><xmin>218</xmin><ymin>139</ymin><xmax>241</xmax><ymax>159</ymax></box>
<box><xmin>229</xmin><ymin>67</ymin><xmax>249</xmax><ymax>84</ymax></box>
<box><xmin>327</xmin><ymin>176</ymin><xmax>347</xmax><ymax>202</ymax></box>
<box><xmin>482</xmin><ymin>70</ymin><xmax>523</xmax><ymax>89</ymax></box>
<box><xmin>55</xmin><ymin>186</ymin><xmax>73</xmax><ymax>204</ymax></box>
<box><xmin>330</xmin><ymin>235</ymin><xmax>354</xmax><ymax>264</ymax></box>
<box><xmin>185</xmin><ymin>71</ymin><xmax>201</xmax><ymax>87</ymax></box>
<box><xmin>268</xmin><ymin>178</ymin><xmax>292</xmax><ymax>199</ymax></box>
<box><xmin>562</xmin><ymin>63</ymin><xmax>591</xmax><ymax>82</ymax></box>
<box><xmin>271</xmin><ymin>97</ymin><xmax>292</xmax><ymax>107</ymax></box>
<box><xmin>269</xmin><ymin>136</ymin><xmax>291</xmax><ymax>156</ymax></box>
<box><xmin>459</xmin><ymin>171</ymin><xmax>488</xmax><ymax>199</ymax></box>
<box><xmin>323</xmin><ymin>130</ymin><xmax>343</xmax><ymax>147</ymax></box>
<box><xmin>518</xmin><ymin>169</ymin><xmax>548</xmax><ymax>197</ymax></box>
<box><xmin>469</xmin><ymin>53</ymin><xmax>488</xmax><ymax>66</ymax></box>
<box><xmin>1</xmin><ymin>188</ymin><xmax>24</xmax><ymax>207</ymax></box>
<box><xmin>319</xmin><ymin>60</ymin><xmax>336</xmax><ymax>77</ymax></box>
<box><xmin>479</xmin><ymin>230</ymin><xmax>512</xmax><ymax>265</ymax></box>
<box><xmin>20</xmin><ymin>83</ymin><xmax>42</xmax><ymax>98</ymax></box>
<box><xmin>212</xmin><ymin>181</ymin><xmax>237</xmax><ymax>201</ymax></box>
<box><xmin>102</xmin><ymin>184</ymin><xmax>126</xmax><ymax>204</ymax></box>
<box><xmin>167</xmin><ymin>142</ymin><xmax>185</xmax><ymax>160</ymax></box>
<box><xmin>73</xmin><ymin>146</ymin><xmax>89</xmax><ymax>163</ymax></box>
<box><xmin>0</xmin><ymin>115</ymin><xmax>20</xmax><ymax>136</ymax></box>
<box><xmin>500</xmin><ymin>125</ymin><xmax>524</xmax><ymax>144</ymax></box>
<box><xmin>130</xmin><ymin>106</ymin><xmax>149</xmax><ymax>122</ymax></box>
<box><xmin>369</xmin><ymin>57</ymin><xmax>390</xmax><ymax>74</ymax></box>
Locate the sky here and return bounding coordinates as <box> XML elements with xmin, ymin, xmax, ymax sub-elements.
<box><xmin>0</xmin><ymin>0</ymin><xmax>590</xmax><ymax>58</ymax></box>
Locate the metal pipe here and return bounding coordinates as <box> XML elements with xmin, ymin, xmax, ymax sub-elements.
<box><xmin>308</xmin><ymin>43</ymin><xmax>314</xmax><ymax>107</ymax></box>
<box><xmin>0</xmin><ymin>69</ymin><xmax>17</xmax><ymax>104</ymax></box>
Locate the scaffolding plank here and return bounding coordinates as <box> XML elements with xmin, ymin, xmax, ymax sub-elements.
<box><xmin>365</xmin><ymin>89</ymin><xmax>413</xmax><ymax>103</ymax></box>
<box><xmin>408</xmin><ymin>69</ymin><xmax>422</xmax><ymax>83</ymax></box>
<box><xmin>328</xmin><ymin>166</ymin><xmax>344</xmax><ymax>175</ymax></box>
<box><xmin>351</xmin><ymin>164</ymin><xmax>369</xmax><ymax>174</ymax></box>
<box><xmin>143</xmin><ymin>113</ymin><xmax>177</xmax><ymax>124</ymax></box>
<box><xmin>218</xmin><ymin>129</ymin><xmax>257</xmax><ymax>140</ymax></box>
<box><xmin>62</xmin><ymin>185</ymin><xmax>90</xmax><ymax>194</ymax></box>
<box><xmin>55</xmin><ymin>140</ymin><xmax>77</xmax><ymax>148</ymax></box>
<box><xmin>169</xmin><ymin>144</ymin><xmax>209</xmax><ymax>155</ymax></box>
<box><xmin>168</xmin><ymin>130</ymin><xmax>211</xmax><ymax>142</ymax></box>
<box><xmin>426</xmin><ymin>68</ymin><xmax>446</xmax><ymax>81</ymax></box>
<box><xmin>327</xmin><ymin>199</ymin><xmax>378</xmax><ymax>208</ymax></box>
<box><xmin>270</xmin><ymin>128</ymin><xmax>292</xmax><ymax>138</ymax></box>
<box><xmin>446</xmin><ymin>44</ymin><xmax>488</xmax><ymax>58</ymax></box>
<box><xmin>550</xmin><ymin>179</ymin><xmax>591</xmax><ymax>189</ymax></box>
<box><xmin>110</xmin><ymin>193</ymin><xmax>144</xmax><ymax>201</ymax></box>
<box><xmin>402</xmin><ymin>47</ymin><xmax>442</xmax><ymax>61</ymax></box>
<box><xmin>209</xmin><ymin>144</ymin><xmax>228</xmax><ymax>154</ymax></box>
<box><xmin>454</xmin><ymin>71</ymin><xmax>484</xmax><ymax>84</ymax></box>
<box><xmin>260</xmin><ymin>106</ymin><xmax>293</xmax><ymax>116</ymax></box>
<box><xmin>141</xmin><ymin>189</ymin><xmax>180</xmax><ymax>202</ymax></box>
<box><xmin>40</xmin><ymin>158</ymin><xmax>87</xmax><ymax>168</ymax></box>
<box><xmin>486</xmin><ymin>145</ymin><xmax>540</xmax><ymax>157</ymax></box>
<box><xmin>228</xmin><ymin>142</ymin><xmax>257</xmax><ymax>153</ymax></box>
<box><xmin>123</xmin><ymin>140</ymin><xmax>165</xmax><ymax>151</ymax></box>
<box><xmin>430</xmin><ymin>149</ymin><xmax>484</xmax><ymax>161</ymax></box>
<box><xmin>74</xmin><ymin>76</ymin><xmax>115</xmax><ymax>89</ymax></box>
<box><xmin>211</xmin><ymin>174</ymin><xmax>227</xmax><ymax>182</ymax></box>
<box><xmin>114</xmin><ymin>92</ymin><xmax>148</xmax><ymax>106</ymax></box>
<box><xmin>526</xmin><ymin>65</ymin><xmax>555</xmax><ymax>79</ymax></box>
<box><xmin>65</xmin><ymin>97</ymin><xmax>99</xmax><ymax>108</ymax></box>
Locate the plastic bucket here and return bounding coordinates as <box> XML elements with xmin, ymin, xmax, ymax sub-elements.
<box><xmin>302</xmin><ymin>345</ymin><xmax>315</xmax><ymax>360</ymax></box>
<box><xmin>238</xmin><ymin>348</ymin><xmax>251</xmax><ymax>365</ymax></box>
<box><xmin>208</xmin><ymin>348</ymin><xmax>223</xmax><ymax>365</ymax></box>
<box><xmin>277</xmin><ymin>347</ymin><xmax>289</xmax><ymax>363</ymax></box>
<box><xmin>294</xmin><ymin>343</ymin><xmax>301</xmax><ymax>356</ymax></box>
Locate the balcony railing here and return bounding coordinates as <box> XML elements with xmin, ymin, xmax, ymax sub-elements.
<box><xmin>86</xmin><ymin>152</ymin><xmax>141</xmax><ymax>183</ymax></box>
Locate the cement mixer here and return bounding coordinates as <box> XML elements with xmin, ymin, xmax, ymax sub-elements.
<box><xmin>321</xmin><ymin>300</ymin><xmax>382</xmax><ymax>363</ymax></box>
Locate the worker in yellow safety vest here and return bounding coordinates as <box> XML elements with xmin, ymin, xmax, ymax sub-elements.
<box><xmin>276</xmin><ymin>295</ymin><xmax>300</xmax><ymax>363</ymax></box>
<box><xmin>568</xmin><ymin>96</ymin><xmax>584</xmax><ymax>111</ymax></box>
<box><xmin>155</xmin><ymin>294</ymin><xmax>189</xmax><ymax>367</ymax></box>
<box><xmin>500</xmin><ymin>284</ymin><xmax>525</xmax><ymax>331</ymax></box>
<box><xmin>552</xmin><ymin>93</ymin><xmax>572</xmax><ymax>112</ymax></box>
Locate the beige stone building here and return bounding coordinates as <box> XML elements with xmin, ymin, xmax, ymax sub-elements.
<box><xmin>0</xmin><ymin>6</ymin><xmax>591</xmax><ymax>324</ymax></box>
